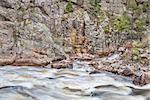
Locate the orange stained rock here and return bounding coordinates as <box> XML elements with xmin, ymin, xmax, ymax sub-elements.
<box><xmin>69</xmin><ymin>27</ymin><xmax>89</xmax><ymax>54</ymax></box>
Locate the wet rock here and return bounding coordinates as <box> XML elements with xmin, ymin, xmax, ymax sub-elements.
<box><xmin>72</xmin><ymin>60</ymin><xmax>95</xmax><ymax>72</ymax></box>
<box><xmin>140</xmin><ymin>73</ymin><xmax>150</xmax><ymax>85</ymax></box>
<box><xmin>121</xmin><ymin>67</ymin><xmax>135</xmax><ymax>76</ymax></box>
<box><xmin>51</xmin><ymin>59</ymin><xmax>72</xmax><ymax>69</ymax></box>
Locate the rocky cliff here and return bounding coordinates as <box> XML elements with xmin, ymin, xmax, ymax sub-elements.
<box><xmin>0</xmin><ymin>0</ymin><xmax>149</xmax><ymax>66</ymax></box>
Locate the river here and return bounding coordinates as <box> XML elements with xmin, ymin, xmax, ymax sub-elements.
<box><xmin>0</xmin><ymin>65</ymin><xmax>150</xmax><ymax>100</ymax></box>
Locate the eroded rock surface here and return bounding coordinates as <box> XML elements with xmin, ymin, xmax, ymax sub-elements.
<box><xmin>0</xmin><ymin>0</ymin><xmax>149</xmax><ymax>66</ymax></box>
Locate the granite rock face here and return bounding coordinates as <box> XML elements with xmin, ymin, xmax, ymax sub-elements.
<box><xmin>0</xmin><ymin>0</ymin><xmax>149</xmax><ymax>66</ymax></box>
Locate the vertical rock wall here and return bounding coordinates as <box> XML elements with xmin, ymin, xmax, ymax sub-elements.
<box><xmin>0</xmin><ymin>0</ymin><xmax>149</xmax><ymax>66</ymax></box>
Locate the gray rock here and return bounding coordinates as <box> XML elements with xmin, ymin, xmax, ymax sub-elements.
<box><xmin>0</xmin><ymin>0</ymin><xmax>149</xmax><ymax>66</ymax></box>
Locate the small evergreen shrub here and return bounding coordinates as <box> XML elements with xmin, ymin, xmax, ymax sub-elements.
<box><xmin>65</xmin><ymin>0</ymin><xmax>73</xmax><ymax>13</ymax></box>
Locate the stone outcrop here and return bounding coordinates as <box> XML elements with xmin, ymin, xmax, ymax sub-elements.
<box><xmin>0</xmin><ymin>0</ymin><xmax>149</xmax><ymax>66</ymax></box>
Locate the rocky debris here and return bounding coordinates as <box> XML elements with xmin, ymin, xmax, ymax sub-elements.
<box><xmin>140</xmin><ymin>73</ymin><xmax>150</xmax><ymax>85</ymax></box>
<box><xmin>134</xmin><ymin>73</ymin><xmax>150</xmax><ymax>85</ymax></box>
<box><xmin>47</xmin><ymin>53</ymin><xmax>150</xmax><ymax>85</ymax></box>
<box><xmin>93</xmin><ymin>54</ymin><xmax>150</xmax><ymax>85</ymax></box>
<box><xmin>51</xmin><ymin>59</ymin><xmax>72</xmax><ymax>69</ymax></box>
<box><xmin>51</xmin><ymin>54</ymin><xmax>95</xmax><ymax>69</ymax></box>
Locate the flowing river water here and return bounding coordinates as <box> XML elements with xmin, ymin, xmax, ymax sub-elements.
<box><xmin>0</xmin><ymin>65</ymin><xmax>150</xmax><ymax>100</ymax></box>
